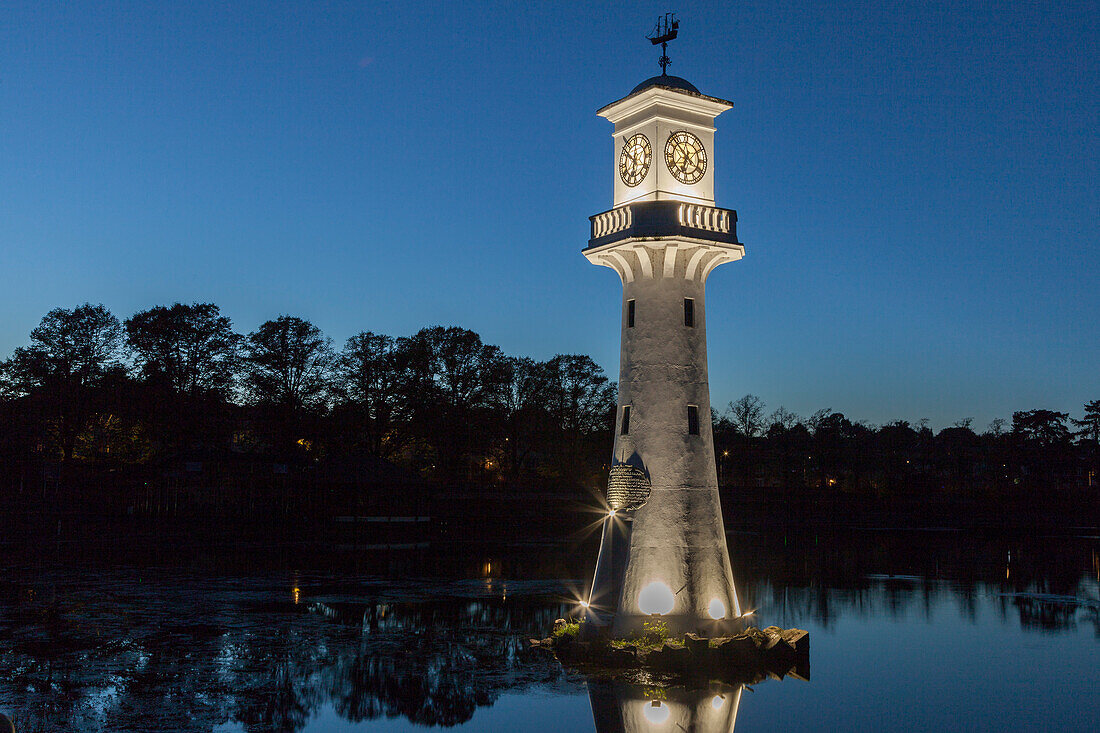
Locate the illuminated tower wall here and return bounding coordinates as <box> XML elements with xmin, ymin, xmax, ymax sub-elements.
<box><xmin>584</xmin><ymin>75</ymin><xmax>744</xmax><ymax>636</ymax></box>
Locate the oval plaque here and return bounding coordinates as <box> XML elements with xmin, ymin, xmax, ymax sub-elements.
<box><xmin>606</xmin><ymin>463</ymin><xmax>651</xmax><ymax>511</ymax></box>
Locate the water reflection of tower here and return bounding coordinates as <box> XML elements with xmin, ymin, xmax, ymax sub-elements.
<box><xmin>588</xmin><ymin>681</ymin><xmax>744</xmax><ymax>733</ymax></box>
<box><xmin>584</xmin><ymin>21</ymin><xmax>745</xmax><ymax>636</ymax></box>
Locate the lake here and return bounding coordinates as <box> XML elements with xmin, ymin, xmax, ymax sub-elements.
<box><xmin>1</xmin><ymin>529</ymin><xmax>1097</xmax><ymax>731</ymax></box>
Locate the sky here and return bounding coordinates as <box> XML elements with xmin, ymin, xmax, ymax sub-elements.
<box><xmin>1</xmin><ymin>1</ymin><xmax>1097</xmax><ymax>430</ymax></box>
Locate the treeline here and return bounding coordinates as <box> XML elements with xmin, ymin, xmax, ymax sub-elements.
<box><xmin>1</xmin><ymin>302</ymin><xmax>1097</xmax><ymax>529</ymax></box>
<box><xmin>0</xmin><ymin>303</ymin><xmax>617</xmax><ymax>513</ymax></box>
<box><xmin>713</xmin><ymin>394</ymin><xmax>1099</xmax><ymax>523</ymax></box>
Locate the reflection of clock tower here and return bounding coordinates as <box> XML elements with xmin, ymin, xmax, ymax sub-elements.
<box><xmin>583</xmin><ymin>61</ymin><xmax>745</xmax><ymax>637</ymax></box>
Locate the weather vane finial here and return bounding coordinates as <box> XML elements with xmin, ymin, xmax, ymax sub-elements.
<box><xmin>647</xmin><ymin>12</ymin><xmax>679</xmax><ymax>76</ymax></box>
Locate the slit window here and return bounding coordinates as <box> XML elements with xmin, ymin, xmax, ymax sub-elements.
<box><xmin>627</xmin><ymin>299</ymin><xmax>635</xmax><ymax>328</ymax></box>
<box><xmin>687</xmin><ymin>405</ymin><xmax>700</xmax><ymax>435</ymax></box>
<box><xmin>621</xmin><ymin>406</ymin><xmax>631</xmax><ymax>435</ymax></box>
<box><xmin>684</xmin><ymin>298</ymin><xmax>695</xmax><ymax>327</ymax></box>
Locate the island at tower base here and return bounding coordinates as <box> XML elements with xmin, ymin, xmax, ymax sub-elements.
<box><xmin>533</xmin><ymin>623</ymin><xmax>810</xmax><ymax>685</ymax></box>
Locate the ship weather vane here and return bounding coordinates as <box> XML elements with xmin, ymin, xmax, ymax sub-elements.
<box><xmin>647</xmin><ymin>12</ymin><xmax>679</xmax><ymax>75</ymax></box>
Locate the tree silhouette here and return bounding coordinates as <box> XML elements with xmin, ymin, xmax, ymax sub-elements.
<box><xmin>243</xmin><ymin>315</ymin><xmax>333</xmax><ymax>455</ymax></box>
<box><xmin>3</xmin><ymin>303</ymin><xmax>124</xmax><ymax>460</ymax></box>
<box><xmin>1073</xmin><ymin>400</ymin><xmax>1100</xmax><ymax>489</ymax></box>
<box><xmin>244</xmin><ymin>316</ymin><xmax>333</xmax><ymax>411</ymax></box>
<box><xmin>1012</xmin><ymin>410</ymin><xmax>1072</xmax><ymax>446</ymax></box>
<box><xmin>728</xmin><ymin>394</ymin><xmax>766</xmax><ymax>438</ymax></box>
<box><xmin>125</xmin><ymin>302</ymin><xmax>240</xmax><ymax>398</ymax></box>
<box><xmin>543</xmin><ymin>355</ymin><xmax>616</xmax><ymax>436</ymax></box>
<box><xmin>768</xmin><ymin>406</ymin><xmax>801</xmax><ymax>432</ymax></box>
<box><xmin>540</xmin><ymin>354</ymin><xmax>616</xmax><ymax>485</ymax></box>
<box><xmin>332</xmin><ymin>331</ymin><xmax>404</xmax><ymax>458</ymax></box>
<box><xmin>394</xmin><ymin>326</ymin><xmax>511</xmax><ymax>480</ymax></box>
<box><xmin>1073</xmin><ymin>400</ymin><xmax>1100</xmax><ymax>444</ymax></box>
<box><xmin>1010</xmin><ymin>410</ymin><xmax>1073</xmax><ymax>491</ymax></box>
<box><xmin>499</xmin><ymin>356</ymin><xmax>556</xmax><ymax>480</ymax></box>
<box><xmin>727</xmin><ymin>395</ymin><xmax>767</xmax><ymax>492</ymax></box>
<box><xmin>122</xmin><ymin>303</ymin><xmax>242</xmax><ymax>455</ymax></box>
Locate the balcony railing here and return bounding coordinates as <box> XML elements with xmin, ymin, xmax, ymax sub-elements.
<box><xmin>587</xmin><ymin>200</ymin><xmax>739</xmax><ymax>249</ymax></box>
<box><xmin>677</xmin><ymin>202</ymin><xmax>732</xmax><ymax>233</ymax></box>
<box><xmin>591</xmin><ymin>207</ymin><xmax>633</xmax><ymax>238</ymax></box>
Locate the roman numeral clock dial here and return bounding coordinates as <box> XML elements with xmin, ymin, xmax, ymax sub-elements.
<box><xmin>665</xmin><ymin>130</ymin><xmax>707</xmax><ymax>184</ymax></box>
<box><xmin>618</xmin><ymin>134</ymin><xmax>652</xmax><ymax>187</ymax></box>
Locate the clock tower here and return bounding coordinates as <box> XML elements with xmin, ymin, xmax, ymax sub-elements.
<box><xmin>609</xmin><ymin>75</ymin><xmax>725</xmax><ymax>208</ymax></box>
<box><xmin>583</xmin><ymin>59</ymin><xmax>745</xmax><ymax>637</ymax></box>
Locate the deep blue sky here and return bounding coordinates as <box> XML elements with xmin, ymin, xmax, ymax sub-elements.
<box><xmin>2</xmin><ymin>1</ymin><xmax>1097</xmax><ymax>429</ymax></box>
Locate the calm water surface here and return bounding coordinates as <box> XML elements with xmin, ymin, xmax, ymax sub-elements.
<box><xmin>1</xmin><ymin>530</ymin><xmax>1098</xmax><ymax>731</ymax></box>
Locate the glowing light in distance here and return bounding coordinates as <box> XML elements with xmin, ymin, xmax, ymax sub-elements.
<box><xmin>711</xmin><ymin>694</ymin><xmax>724</xmax><ymax>710</ymax></box>
<box><xmin>708</xmin><ymin>598</ymin><xmax>726</xmax><ymax>620</ymax></box>
<box><xmin>740</xmin><ymin>609</ymin><xmax>755</xmax><ymax>618</ymax></box>
<box><xmin>642</xmin><ymin>700</ymin><xmax>670</xmax><ymax>724</ymax></box>
<box><xmin>580</xmin><ymin>600</ymin><xmax>590</xmax><ymax>608</ymax></box>
<box><xmin>608</xmin><ymin>509</ymin><xmax>617</xmax><ymax>516</ymax></box>
<box><xmin>638</xmin><ymin>581</ymin><xmax>675</xmax><ymax>615</ymax></box>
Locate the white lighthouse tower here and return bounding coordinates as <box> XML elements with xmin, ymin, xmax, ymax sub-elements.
<box><xmin>584</xmin><ymin>20</ymin><xmax>745</xmax><ymax>637</ymax></box>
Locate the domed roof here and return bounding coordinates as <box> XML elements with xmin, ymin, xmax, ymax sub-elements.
<box><xmin>629</xmin><ymin>74</ymin><xmax>700</xmax><ymax>95</ymax></box>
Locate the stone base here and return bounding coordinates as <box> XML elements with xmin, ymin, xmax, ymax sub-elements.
<box><xmin>534</xmin><ymin>625</ymin><xmax>810</xmax><ymax>683</ymax></box>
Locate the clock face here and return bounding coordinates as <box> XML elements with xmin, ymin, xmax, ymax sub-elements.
<box><xmin>665</xmin><ymin>130</ymin><xmax>707</xmax><ymax>184</ymax></box>
<box><xmin>618</xmin><ymin>134</ymin><xmax>652</xmax><ymax>187</ymax></box>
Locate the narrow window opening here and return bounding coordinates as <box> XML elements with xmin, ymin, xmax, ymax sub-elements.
<box><xmin>627</xmin><ymin>299</ymin><xmax>635</xmax><ymax>328</ymax></box>
<box><xmin>621</xmin><ymin>406</ymin><xmax>631</xmax><ymax>435</ymax></box>
<box><xmin>687</xmin><ymin>405</ymin><xmax>700</xmax><ymax>435</ymax></box>
<box><xmin>684</xmin><ymin>298</ymin><xmax>695</xmax><ymax>327</ymax></box>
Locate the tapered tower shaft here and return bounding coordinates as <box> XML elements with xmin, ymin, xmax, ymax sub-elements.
<box><xmin>584</xmin><ymin>75</ymin><xmax>744</xmax><ymax>636</ymax></box>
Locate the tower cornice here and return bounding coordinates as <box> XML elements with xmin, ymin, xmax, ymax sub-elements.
<box><xmin>598</xmin><ymin>85</ymin><xmax>732</xmax><ymax>125</ymax></box>
<box><xmin>583</xmin><ymin>236</ymin><xmax>743</xmax><ymax>284</ymax></box>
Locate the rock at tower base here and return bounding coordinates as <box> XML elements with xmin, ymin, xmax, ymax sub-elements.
<box><xmin>536</xmin><ymin>624</ymin><xmax>810</xmax><ymax>682</ymax></box>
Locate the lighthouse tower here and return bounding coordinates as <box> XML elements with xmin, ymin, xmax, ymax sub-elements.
<box><xmin>584</xmin><ymin>38</ymin><xmax>744</xmax><ymax>637</ymax></box>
